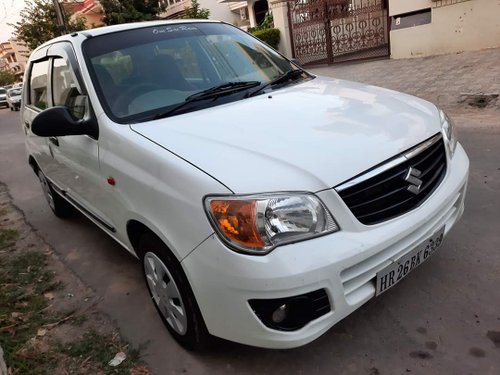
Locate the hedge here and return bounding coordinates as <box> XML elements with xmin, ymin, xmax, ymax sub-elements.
<box><xmin>251</xmin><ymin>28</ymin><xmax>280</xmax><ymax>50</ymax></box>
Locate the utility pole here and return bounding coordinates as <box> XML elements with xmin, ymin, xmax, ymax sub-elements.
<box><xmin>51</xmin><ymin>0</ymin><xmax>67</xmax><ymax>35</ymax></box>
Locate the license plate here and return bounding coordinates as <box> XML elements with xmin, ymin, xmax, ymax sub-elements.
<box><xmin>376</xmin><ymin>227</ymin><xmax>445</xmax><ymax>296</ymax></box>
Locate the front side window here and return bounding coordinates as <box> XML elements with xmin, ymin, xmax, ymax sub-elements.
<box><xmin>52</xmin><ymin>58</ymin><xmax>86</xmax><ymax>119</ymax></box>
<box><xmin>83</xmin><ymin>23</ymin><xmax>302</xmax><ymax>123</ymax></box>
<box><xmin>29</xmin><ymin>60</ymin><xmax>49</xmax><ymax>110</ymax></box>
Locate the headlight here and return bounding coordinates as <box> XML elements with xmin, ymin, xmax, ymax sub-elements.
<box><xmin>439</xmin><ymin>109</ymin><xmax>457</xmax><ymax>157</ymax></box>
<box><xmin>204</xmin><ymin>193</ymin><xmax>339</xmax><ymax>254</ymax></box>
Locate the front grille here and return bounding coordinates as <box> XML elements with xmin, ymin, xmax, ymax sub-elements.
<box><xmin>336</xmin><ymin>134</ymin><xmax>447</xmax><ymax>225</ymax></box>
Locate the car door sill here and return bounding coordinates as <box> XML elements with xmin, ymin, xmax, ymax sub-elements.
<box><xmin>63</xmin><ymin>193</ymin><xmax>116</xmax><ymax>233</ymax></box>
<box><xmin>49</xmin><ymin>180</ymin><xmax>116</xmax><ymax>233</ymax></box>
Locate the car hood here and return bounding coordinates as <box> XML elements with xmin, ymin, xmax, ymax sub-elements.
<box><xmin>131</xmin><ymin>76</ymin><xmax>442</xmax><ymax>193</ymax></box>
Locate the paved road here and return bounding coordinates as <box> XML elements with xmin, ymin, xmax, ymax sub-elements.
<box><xmin>1</xmin><ymin>102</ymin><xmax>499</xmax><ymax>373</ymax></box>
<box><xmin>308</xmin><ymin>48</ymin><xmax>500</xmax><ymax>113</ymax></box>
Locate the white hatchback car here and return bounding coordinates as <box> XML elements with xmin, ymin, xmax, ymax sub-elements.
<box><xmin>22</xmin><ymin>20</ymin><xmax>469</xmax><ymax>350</ymax></box>
<box><xmin>7</xmin><ymin>87</ymin><xmax>22</xmax><ymax>111</ymax></box>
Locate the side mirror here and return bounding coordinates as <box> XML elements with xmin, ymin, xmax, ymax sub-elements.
<box><xmin>31</xmin><ymin>106</ymin><xmax>98</xmax><ymax>139</ymax></box>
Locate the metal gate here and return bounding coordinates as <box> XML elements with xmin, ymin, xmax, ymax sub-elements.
<box><xmin>289</xmin><ymin>0</ymin><xmax>389</xmax><ymax>65</ymax></box>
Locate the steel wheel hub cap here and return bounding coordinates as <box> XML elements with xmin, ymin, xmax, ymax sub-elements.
<box><xmin>144</xmin><ymin>252</ymin><xmax>187</xmax><ymax>335</ymax></box>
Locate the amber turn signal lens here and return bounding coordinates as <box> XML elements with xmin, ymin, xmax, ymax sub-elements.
<box><xmin>209</xmin><ymin>200</ymin><xmax>265</xmax><ymax>248</ymax></box>
<box><xmin>205</xmin><ymin>193</ymin><xmax>338</xmax><ymax>254</ymax></box>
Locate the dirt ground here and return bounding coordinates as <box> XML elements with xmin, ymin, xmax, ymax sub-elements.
<box><xmin>0</xmin><ymin>183</ymin><xmax>149</xmax><ymax>375</ymax></box>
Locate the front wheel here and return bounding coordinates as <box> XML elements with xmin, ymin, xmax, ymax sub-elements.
<box><xmin>37</xmin><ymin>170</ymin><xmax>74</xmax><ymax>218</ymax></box>
<box><xmin>139</xmin><ymin>233</ymin><xmax>210</xmax><ymax>350</ymax></box>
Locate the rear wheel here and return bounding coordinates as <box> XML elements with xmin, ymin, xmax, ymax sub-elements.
<box><xmin>139</xmin><ymin>233</ymin><xmax>210</xmax><ymax>350</ymax></box>
<box><xmin>37</xmin><ymin>170</ymin><xmax>73</xmax><ymax>218</ymax></box>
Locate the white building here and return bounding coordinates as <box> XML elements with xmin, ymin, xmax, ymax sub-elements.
<box><xmin>217</xmin><ymin>0</ymin><xmax>270</xmax><ymax>29</ymax></box>
<box><xmin>161</xmin><ymin>0</ymin><xmax>238</xmax><ymax>24</ymax></box>
<box><xmin>0</xmin><ymin>39</ymin><xmax>29</xmax><ymax>80</ymax></box>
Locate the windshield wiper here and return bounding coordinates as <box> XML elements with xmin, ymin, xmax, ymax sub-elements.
<box><xmin>186</xmin><ymin>81</ymin><xmax>261</xmax><ymax>101</ymax></box>
<box><xmin>246</xmin><ymin>69</ymin><xmax>307</xmax><ymax>98</ymax></box>
<box><xmin>152</xmin><ymin>81</ymin><xmax>261</xmax><ymax>120</ymax></box>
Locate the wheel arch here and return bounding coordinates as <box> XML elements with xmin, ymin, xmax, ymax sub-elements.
<box><xmin>126</xmin><ymin>219</ymin><xmax>180</xmax><ymax>263</ymax></box>
<box><xmin>28</xmin><ymin>155</ymin><xmax>39</xmax><ymax>174</ymax></box>
<box><xmin>132</xmin><ymin>219</ymin><xmax>211</xmax><ymax>349</ymax></box>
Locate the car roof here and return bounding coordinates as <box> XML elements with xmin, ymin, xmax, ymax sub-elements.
<box><xmin>35</xmin><ymin>19</ymin><xmax>222</xmax><ymax>50</ymax></box>
<box><xmin>84</xmin><ymin>19</ymin><xmax>220</xmax><ymax>37</ymax></box>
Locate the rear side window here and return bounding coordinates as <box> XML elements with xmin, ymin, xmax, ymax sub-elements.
<box><xmin>29</xmin><ymin>60</ymin><xmax>49</xmax><ymax>110</ymax></box>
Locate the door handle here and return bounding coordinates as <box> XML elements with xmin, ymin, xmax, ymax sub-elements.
<box><xmin>49</xmin><ymin>137</ymin><xmax>59</xmax><ymax>147</ymax></box>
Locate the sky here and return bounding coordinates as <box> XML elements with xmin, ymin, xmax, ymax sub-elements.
<box><xmin>0</xmin><ymin>0</ymin><xmax>25</xmax><ymax>42</ymax></box>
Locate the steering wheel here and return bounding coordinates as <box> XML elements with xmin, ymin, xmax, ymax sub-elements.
<box><xmin>113</xmin><ymin>83</ymin><xmax>163</xmax><ymax>115</ymax></box>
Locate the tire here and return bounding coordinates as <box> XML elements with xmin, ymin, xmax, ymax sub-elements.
<box><xmin>37</xmin><ymin>170</ymin><xmax>74</xmax><ymax>218</ymax></box>
<box><xmin>139</xmin><ymin>233</ymin><xmax>210</xmax><ymax>351</ymax></box>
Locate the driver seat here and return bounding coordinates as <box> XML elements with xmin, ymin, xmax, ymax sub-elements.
<box><xmin>93</xmin><ymin>64</ymin><xmax>119</xmax><ymax>109</ymax></box>
<box><xmin>147</xmin><ymin>55</ymin><xmax>191</xmax><ymax>91</ymax></box>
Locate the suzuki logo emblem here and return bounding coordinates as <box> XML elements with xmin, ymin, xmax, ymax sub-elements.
<box><xmin>404</xmin><ymin>167</ymin><xmax>423</xmax><ymax>195</ymax></box>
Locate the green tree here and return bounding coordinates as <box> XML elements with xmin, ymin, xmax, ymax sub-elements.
<box><xmin>10</xmin><ymin>0</ymin><xmax>87</xmax><ymax>51</ymax></box>
<box><xmin>100</xmin><ymin>0</ymin><xmax>165</xmax><ymax>25</ymax></box>
<box><xmin>0</xmin><ymin>69</ymin><xmax>17</xmax><ymax>86</ymax></box>
<box><xmin>183</xmin><ymin>0</ymin><xmax>210</xmax><ymax>19</ymax></box>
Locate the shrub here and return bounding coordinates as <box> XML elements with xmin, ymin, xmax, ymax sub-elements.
<box><xmin>251</xmin><ymin>28</ymin><xmax>280</xmax><ymax>50</ymax></box>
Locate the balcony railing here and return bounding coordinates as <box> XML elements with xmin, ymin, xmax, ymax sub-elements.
<box><xmin>160</xmin><ymin>0</ymin><xmax>192</xmax><ymax>18</ymax></box>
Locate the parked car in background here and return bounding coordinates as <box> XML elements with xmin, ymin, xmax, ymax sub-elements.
<box><xmin>22</xmin><ymin>20</ymin><xmax>469</xmax><ymax>350</ymax></box>
<box><xmin>6</xmin><ymin>88</ymin><xmax>22</xmax><ymax>111</ymax></box>
<box><xmin>0</xmin><ymin>88</ymin><xmax>7</xmax><ymax>108</ymax></box>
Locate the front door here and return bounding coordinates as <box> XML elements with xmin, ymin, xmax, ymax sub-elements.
<box><xmin>25</xmin><ymin>42</ymin><xmax>116</xmax><ymax>233</ymax></box>
<box><xmin>47</xmin><ymin>43</ymin><xmax>116</xmax><ymax>232</ymax></box>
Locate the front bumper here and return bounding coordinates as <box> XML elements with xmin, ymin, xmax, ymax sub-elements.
<box><xmin>182</xmin><ymin>144</ymin><xmax>469</xmax><ymax>349</ymax></box>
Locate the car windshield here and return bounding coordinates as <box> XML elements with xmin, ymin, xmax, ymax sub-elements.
<box><xmin>83</xmin><ymin>22</ymin><xmax>303</xmax><ymax>123</ymax></box>
<box><xmin>0</xmin><ymin>89</ymin><xmax>6</xmax><ymax>95</ymax></box>
<box><xmin>8</xmin><ymin>89</ymin><xmax>21</xmax><ymax>96</ymax></box>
